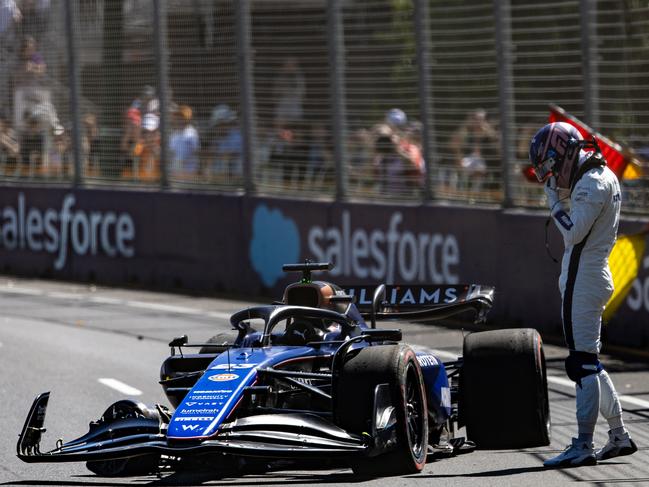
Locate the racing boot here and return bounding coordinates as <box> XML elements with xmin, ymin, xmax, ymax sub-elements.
<box><xmin>543</xmin><ymin>438</ymin><xmax>597</xmax><ymax>468</ymax></box>
<box><xmin>596</xmin><ymin>430</ymin><xmax>638</xmax><ymax>461</ymax></box>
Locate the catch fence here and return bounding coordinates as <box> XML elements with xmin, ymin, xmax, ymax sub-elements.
<box><xmin>0</xmin><ymin>0</ymin><xmax>647</xmax><ymax>214</ymax></box>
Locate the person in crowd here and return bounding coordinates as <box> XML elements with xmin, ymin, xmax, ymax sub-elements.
<box><xmin>208</xmin><ymin>104</ymin><xmax>241</xmax><ymax>180</ymax></box>
<box><xmin>385</xmin><ymin>107</ymin><xmax>408</xmax><ymax>135</ymax></box>
<box><xmin>272</xmin><ymin>56</ymin><xmax>305</xmax><ymax>131</ymax></box>
<box><xmin>119</xmin><ymin>85</ymin><xmax>159</xmax><ymax>176</ymax></box>
<box><xmin>267</xmin><ymin>121</ymin><xmax>308</xmax><ymax>189</ymax></box>
<box><xmin>305</xmin><ymin>123</ymin><xmax>333</xmax><ymax>188</ymax></box>
<box><xmin>0</xmin><ymin>112</ymin><xmax>19</xmax><ymax>175</ymax></box>
<box><xmin>13</xmin><ymin>34</ymin><xmax>46</xmax><ymax>88</ymax></box>
<box><xmin>373</xmin><ymin>124</ymin><xmax>410</xmax><ymax>195</ymax></box>
<box><xmin>124</xmin><ymin>112</ymin><xmax>160</xmax><ymax>182</ymax></box>
<box><xmin>82</xmin><ymin>113</ymin><xmax>100</xmax><ymax>177</ymax></box>
<box><xmin>450</xmin><ymin>108</ymin><xmax>499</xmax><ymax>192</ymax></box>
<box><xmin>19</xmin><ymin>112</ymin><xmax>43</xmax><ymax>176</ymax></box>
<box><xmin>47</xmin><ymin>123</ymin><xmax>71</xmax><ymax>178</ymax></box>
<box><xmin>169</xmin><ymin>104</ymin><xmax>200</xmax><ymax>178</ymax></box>
<box><xmin>529</xmin><ymin>122</ymin><xmax>637</xmax><ymax>468</ymax></box>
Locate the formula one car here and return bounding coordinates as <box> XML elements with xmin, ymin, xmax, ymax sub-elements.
<box><xmin>17</xmin><ymin>262</ymin><xmax>550</xmax><ymax>477</ymax></box>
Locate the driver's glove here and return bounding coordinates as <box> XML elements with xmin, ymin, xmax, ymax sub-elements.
<box><xmin>544</xmin><ymin>176</ymin><xmax>560</xmax><ymax>210</ymax></box>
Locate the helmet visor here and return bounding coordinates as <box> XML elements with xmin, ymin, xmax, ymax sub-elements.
<box><xmin>532</xmin><ymin>156</ymin><xmax>556</xmax><ymax>183</ymax></box>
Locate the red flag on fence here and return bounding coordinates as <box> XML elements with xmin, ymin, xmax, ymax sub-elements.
<box><xmin>548</xmin><ymin>104</ymin><xmax>642</xmax><ymax>180</ymax></box>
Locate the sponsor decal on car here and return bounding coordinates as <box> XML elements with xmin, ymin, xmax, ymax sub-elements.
<box><xmin>210</xmin><ymin>363</ymin><xmax>256</xmax><ymax>370</ymax></box>
<box><xmin>192</xmin><ymin>390</ymin><xmax>233</xmax><ymax>394</ymax></box>
<box><xmin>174</xmin><ymin>417</ymin><xmax>214</xmax><ymax>422</ymax></box>
<box><xmin>181</xmin><ymin>424</ymin><xmax>201</xmax><ymax>431</ymax></box>
<box><xmin>180</xmin><ymin>408</ymin><xmax>220</xmax><ymax>415</ymax></box>
<box><xmin>189</xmin><ymin>394</ymin><xmax>230</xmax><ymax>401</ymax></box>
<box><xmin>417</xmin><ymin>354</ymin><xmax>439</xmax><ymax>367</ymax></box>
<box><xmin>207</xmin><ymin>373</ymin><xmax>239</xmax><ymax>382</ymax></box>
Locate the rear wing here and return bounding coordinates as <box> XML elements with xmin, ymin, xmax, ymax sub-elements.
<box><xmin>344</xmin><ymin>284</ymin><xmax>495</xmax><ymax>324</ymax></box>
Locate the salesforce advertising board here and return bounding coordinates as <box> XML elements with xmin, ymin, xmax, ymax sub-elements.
<box><xmin>0</xmin><ymin>187</ymin><xmax>647</xmax><ymax>349</ymax></box>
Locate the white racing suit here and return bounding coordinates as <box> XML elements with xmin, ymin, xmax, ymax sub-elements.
<box><xmin>549</xmin><ymin>151</ymin><xmax>624</xmax><ymax>437</ymax></box>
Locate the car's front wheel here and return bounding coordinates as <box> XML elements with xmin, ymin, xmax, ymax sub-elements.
<box><xmin>86</xmin><ymin>400</ymin><xmax>161</xmax><ymax>477</ymax></box>
<box><xmin>335</xmin><ymin>344</ymin><xmax>428</xmax><ymax>477</ymax></box>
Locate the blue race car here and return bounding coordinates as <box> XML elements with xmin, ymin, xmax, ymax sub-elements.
<box><xmin>17</xmin><ymin>262</ymin><xmax>550</xmax><ymax>477</ymax></box>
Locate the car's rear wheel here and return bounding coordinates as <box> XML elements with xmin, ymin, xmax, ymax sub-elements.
<box><xmin>86</xmin><ymin>400</ymin><xmax>161</xmax><ymax>477</ymax></box>
<box><xmin>460</xmin><ymin>328</ymin><xmax>550</xmax><ymax>449</ymax></box>
<box><xmin>335</xmin><ymin>344</ymin><xmax>428</xmax><ymax>477</ymax></box>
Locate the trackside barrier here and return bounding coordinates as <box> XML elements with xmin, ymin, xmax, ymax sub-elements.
<box><xmin>0</xmin><ymin>186</ymin><xmax>646</xmax><ymax>352</ymax></box>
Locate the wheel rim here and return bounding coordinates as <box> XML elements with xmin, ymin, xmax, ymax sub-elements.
<box><xmin>405</xmin><ymin>363</ymin><xmax>425</xmax><ymax>459</ymax></box>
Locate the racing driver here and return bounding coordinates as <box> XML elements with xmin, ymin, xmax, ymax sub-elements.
<box><xmin>529</xmin><ymin>122</ymin><xmax>637</xmax><ymax>468</ymax></box>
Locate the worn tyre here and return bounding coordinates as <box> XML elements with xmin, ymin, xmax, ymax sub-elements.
<box><xmin>460</xmin><ymin>328</ymin><xmax>550</xmax><ymax>449</ymax></box>
<box><xmin>335</xmin><ymin>344</ymin><xmax>428</xmax><ymax>477</ymax></box>
<box><xmin>199</xmin><ymin>331</ymin><xmax>239</xmax><ymax>354</ymax></box>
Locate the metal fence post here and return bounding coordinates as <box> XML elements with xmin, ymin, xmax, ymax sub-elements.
<box><xmin>414</xmin><ymin>0</ymin><xmax>436</xmax><ymax>202</ymax></box>
<box><xmin>153</xmin><ymin>0</ymin><xmax>170</xmax><ymax>189</ymax></box>
<box><xmin>580</xmin><ymin>0</ymin><xmax>599</xmax><ymax>128</ymax></box>
<box><xmin>327</xmin><ymin>0</ymin><xmax>347</xmax><ymax>202</ymax></box>
<box><xmin>236</xmin><ymin>0</ymin><xmax>256</xmax><ymax>195</ymax></box>
<box><xmin>64</xmin><ymin>0</ymin><xmax>83</xmax><ymax>186</ymax></box>
<box><xmin>494</xmin><ymin>0</ymin><xmax>514</xmax><ymax>208</ymax></box>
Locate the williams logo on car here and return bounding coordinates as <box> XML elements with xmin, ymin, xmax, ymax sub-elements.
<box><xmin>207</xmin><ymin>373</ymin><xmax>239</xmax><ymax>382</ymax></box>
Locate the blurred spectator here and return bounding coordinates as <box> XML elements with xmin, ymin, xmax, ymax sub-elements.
<box><xmin>208</xmin><ymin>104</ymin><xmax>241</xmax><ymax>180</ymax></box>
<box><xmin>305</xmin><ymin>123</ymin><xmax>333</xmax><ymax>187</ymax></box>
<box><xmin>267</xmin><ymin>122</ymin><xmax>307</xmax><ymax>189</ymax></box>
<box><xmin>450</xmin><ymin>109</ymin><xmax>499</xmax><ymax>192</ymax></box>
<box><xmin>0</xmin><ymin>112</ymin><xmax>19</xmax><ymax>175</ymax></box>
<box><xmin>12</xmin><ymin>35</ymin><xmax>46</xmax><ymax>88</ymax></box>
<box><xmin>82</xmin><ymin>113</ymin><xmax>100</xmax><ymax>177</ymax></box>
<box><xmin>119</xmin><ymin>86</ymin><xmax>159</xmax><ymax>176</ymax></box>
<box><xmin>124</xmin><ymin>112</ymin><xmax>160</xmax><ymax>182</ymax></box>
<box><xmin>47</xmin><ymin>123</ymin><xmax>71</xmax><ymax>178</ymax></box>
<box><xmin>373</xmin><ymin>124</ymin><xmax>411</xmax><ymax>195</ymax></box>
<box><xmin>385</xmin><ymin>108</ymin><xmax>408</xmax><ymax>134</ymax></box>
<box><xmin>397</xmin><ymin>120</ymin><xmax>426</xmax><ymax>187</ymax></box>
<box><xmin>272</xmin><ymin>57</ymin><xmax>305</xmax><ymax>130</ymax></box>
<box><xmin>19</xmin><ymin>112</ymin><xmax>43</xmax><ymax>176</ymax></box>
<box><xmin>169</xmin><ymin>105</ymin><xmax>200</xmax><ymax>178</ymax></box>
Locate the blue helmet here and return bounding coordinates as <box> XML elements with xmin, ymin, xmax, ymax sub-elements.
<box><xmin>529</xmin><ymin>122</ymin><xmax>582</xmax><ymax>183</ymax></box>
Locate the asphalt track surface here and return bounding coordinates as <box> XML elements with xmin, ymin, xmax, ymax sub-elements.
<box><xmin>0</xmin><ymin>277</ymin><xmax>648</xmax><ymax>486</ymax></box>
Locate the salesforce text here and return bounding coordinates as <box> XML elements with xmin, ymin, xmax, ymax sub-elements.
<box><xmin>0</xmin><ymin>193</ymin><xmax>135</xmax><ymax>270</ymax></box>
<box><xmin>308</xmin><ymin>211</ymin><xmax>459</xmax><ymax>283</ymax></box>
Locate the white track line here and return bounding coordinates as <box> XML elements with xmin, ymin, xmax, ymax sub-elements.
<box><xmin>2</xmin><ymin>287</ymin><xmax>45</xmax><ymax>296</ymax></box>
<box><xmin>548</xmin><ymin>375</ymin><xmax>649</xmax><ymax>409</ymax></box>
<box><xmin>98</xmin><ymin>378</ymin><xmax>142</xmax><ymax>396</ymax></box>
<box><xmin>124</xmin><ymin>301</ymin><xmax>203</xmax><ymax>315</ymax></box>
<box><xmin>0</xmin><ymin>285</ymin><xmax>233</xmax><ymax>320</ymax></box>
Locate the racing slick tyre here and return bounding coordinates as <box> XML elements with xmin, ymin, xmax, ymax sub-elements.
<box><xmin>460</xmin><ymin>328</ymin><xmax>550</xmax><ymax>449</ymax></box>
<box><xmin>86</xmin><ymin>400</ymin><xmax>161</xmax><ymax>477</ymax></box>
<box><xmin>335</xmin><ymin>344</ymin><xmax>428</xmax><ymax>477</ymax></box>
<box><xmin>199</xmin><ymin>331</ymin><xmax>239</xmax><ymax>354</ymax></box>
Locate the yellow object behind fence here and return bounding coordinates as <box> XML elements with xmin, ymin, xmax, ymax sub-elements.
<box><xmin>603</xmin><ymin>231</ymin><xmax>648</xmax><ymax>322</ymax></box>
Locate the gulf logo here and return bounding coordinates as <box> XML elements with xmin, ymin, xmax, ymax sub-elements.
<box><xmin>208</xmin><ymin>373</ymin><xmax>239</xmax><ymax>382</ymax></box>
